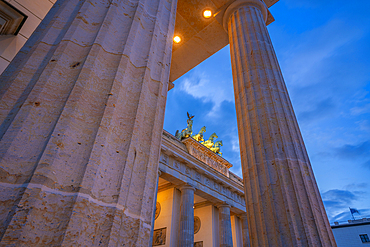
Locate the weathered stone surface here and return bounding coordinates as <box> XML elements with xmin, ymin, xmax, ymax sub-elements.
<box><xmin>240</xmin><ymin>213</ymin><xmax>250</xmax><ymax>247</ymax></box>
<box><xmin>0</xmin><ymin>0</ymin><xmax>177</xmax><ymax>245</ymax></box>
<box><xmin>218</xmin><ymin>203</ymin><xmax>233</xmax><ymax>247</ymax></box>
<box><xmin>182</xmin><ymin>137</ymin><xmax>232</xmax><ymax>177</ymax></box>
<box><xmin>224</xmin><ymin>0</ymin><xmax>336</xmax><ymax>246</ymax></box>
<box><xmin>178</xmin><ymin>185</ymin><xmax>195</xmax><ymax>247</ymax></box>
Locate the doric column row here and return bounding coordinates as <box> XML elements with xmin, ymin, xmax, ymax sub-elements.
<box><xmin>218</xmin><ymin>203</ymin><xmax>233</xmax><ymax>247</ymax></box>
<box><xmin>0</xmin><ymin>0</ymin><xmax>177</xmax><ymax>245</ymax></box>
<box><xmin>176</xmin><ymin>186</ymin><xmax>239</xmax><ymax>247</ymax></box>
<box><xmin>224</xmin><ymin>0</ymin><xmax>336</xmax><ymax>246</ymax></box>
<box><xmin>178</xmin><ymin>185</ymin><xmax>195</xmax><ymax>247</ymax></box>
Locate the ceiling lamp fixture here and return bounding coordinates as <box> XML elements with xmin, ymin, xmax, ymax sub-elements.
<box><xmin>173</xmin><ymin>35</ymin><xmax>181</xmax><ymax>43</ymax></box>
<box><xmin>203</xmin><ymin>9</ymin><xmax>212</xmax><ymax>18</ymax></box>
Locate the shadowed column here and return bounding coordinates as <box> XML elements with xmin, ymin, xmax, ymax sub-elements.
<box><xmin>0</xmin><ymin>0</ymin><xmax>177</xmax><ymax>245</ymax></box>
<box><xmin>218</xmin><ymin>203</ymin><xmax>233</xmax><ymax>247</ymax></box>
<box><xmin>240</xmin><ymin>213</ymin><xmax>251</xmax><ymax>247</ymax></box>
<box><xmin>223</xmin><ymin>0</ymin><xmax>336</xmax><ymax>246</ymax></box>
<box><xmin>178</xmin><ymin>185</ymin><xmax>195</xmax><ymax>247</ymax></box>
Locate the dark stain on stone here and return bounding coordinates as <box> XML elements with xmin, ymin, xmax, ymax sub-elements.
<box><xmin>34</xmin><ymin>102</ymin><xmax>40</xmax><ymax>106</ymax></box>
<box><xmin>71</xmin><ymin>62</ymin><xmax>81</xmax><ymax>68</ymax></box>
<box><xmin>56</xmin><ymin>141</ymin><xmax>64</xmax><ymax>149</ymax></box>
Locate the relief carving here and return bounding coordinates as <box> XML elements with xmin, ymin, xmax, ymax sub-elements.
<box><xmin>154</xmin><ymin>202</ymin><xmax>161</xmax><ymax>220</ymax></box>
<box><xmin>174</xmin><ymin>161</ymin><xmax>180</xmax><ymax>169</ymax></box>
<box><xmin>185</xmin><ymin>167</ymin><xmax>191</xmax><ymax>175</ymax></box>
<box><xmin>194</xmin><ymin>216</ymin><xmax>201</xmax><ymax>234</ymax></box>
<box><xmin>160</xmin><ymin>153</ymin><xmax>168</xmax><ymax>164</ymax></box>
<box><xmin>195</xmin><ymin>172</ymin><xmax>201</xmax><ymax>181</ymax></box>
<box><xmin>182</xmin><ymin>138</ymin><xmax>231</xmax><ymax>176</ymax></box>
<box><xmin>194</xmin><ymin>241</ymin><xmax>203</xmax><ymax>247</ymax></box>
<box><xmin>153</xmin><ymin>227</ymin><xmax>166</xmax><ymax>246</ymax></box>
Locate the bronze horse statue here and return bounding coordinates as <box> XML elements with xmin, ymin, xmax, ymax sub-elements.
<box><xmin>210</xmin><ymin>140</ymin><xmax>223</xmax><ymax>156</ymax></box>
<box><xmin>202</xmin><ymin>132</ymin><xmax>218</xmax><ymax>149</ymax></box>
<box><xmin>192</xmin><ymin>126</ymin><xmax>206</xmax><ymax>142</ymax></box>
<box><xmin>175</xmin><ymin>112</ymin><xmax>194</xmax><ymax>140</ymax></box>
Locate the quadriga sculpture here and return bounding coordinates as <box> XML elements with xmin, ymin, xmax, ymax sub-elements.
<box><xmin>192</xmin><ymin>126</ymin><xmax>206</xmax><ymax>142</ymax></box>
<box><xmin>175</xmin><ymin>112</ymin><xmax>194</xmax><ymax>140</ymax></box>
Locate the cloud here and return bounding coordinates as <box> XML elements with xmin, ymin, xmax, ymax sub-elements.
<box><xmin>358</xmin><ymin>120</ymin><xmax>370</xmax><ymax>132</ymax></box>
<box><xmin>297</xmin><ymin>98</ymin><xmax>336</xmax><ymax>124</ymax></box>
<box><xmin>321</xmin><ymin>189</ymin><xmax>366</xmax><ymax>222</ymax></box>
<box><xmin>363</xmin><ymin>160</ymin><xmax>370</xmax><ymax>170</ymax></box>
<box><xmin>330</xmin><ymin>208</ymin><xmax>370</xmax><ymax>223</ymax></box>
<box><xmin>322</xmin><ymin>189</ymin><xmax>357</xmax><ymax>205</ymax></box>
<box><xmin>179</xmin><ymin>70</ymin><xmax>234</xmax><ymax>118</ymax></box>
<box><xmin>333</xmin><ymin>140</ymin><xmax>370</xmax><ymax>160</ymax></box>
<box><xmin>231</xmin><ymin>138</ymin><xmax>240</xmax><ymax>153</ymax></box>
<box><xmin>345</xmin><ymin>183</ymin><xmax>368</xmax><ymax>190</ymax></box>
<box><xmin>280</xmin><ymin>19</ymin><xmax>363</xmax><ymax>87</ymax></box>
<box><xmin>272</xmin><ymin>17</ymin><xmax>367</xmax><ymax>127</ymax></box>
<box><xmin>351</xmin><ymin>103</ymin><xmax>370</xmax><ymax>115</ymax></box>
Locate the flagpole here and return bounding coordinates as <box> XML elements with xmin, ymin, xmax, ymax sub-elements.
<box><xmin>349</xmin><ymin>207</ymin><xmax>355</xmax><ymax>220</ymax></box>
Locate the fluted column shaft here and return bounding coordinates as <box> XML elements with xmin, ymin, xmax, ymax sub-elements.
<box><xmin>218</xmin><ymin>204</ymin><xmax>233</xmax><ymax>247</ymax></box>
<box><xmin>0</xmin><ymin>0</ymin><xmax>177</xmax><ymax>245</ymax></box>
<box><xmin>224</xmin><ymin>0</ymin><xmax>336</xmax><ymax>246</ymax></box>
<box><xmin>178</xmin><ymin>185</ymin><xmax>195</xmax><ymax>247</ymax></box>
<box><xmin>240</xmin><ymin>213</ymin><xmax>250</xmax><ymax>247</ymax></box>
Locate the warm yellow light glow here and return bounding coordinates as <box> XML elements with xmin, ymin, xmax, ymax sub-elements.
<box><xmin>173</xmin><ymin>35</ymin><xmax>181</xmax><ymax>43</ymax></box>
<box><xmin>203</xmin><ymin>10</ymin><xmax>212</xmax><ymax>18</ymax></box>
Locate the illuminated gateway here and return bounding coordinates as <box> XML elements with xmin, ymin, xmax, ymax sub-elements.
<box><xmin>0</xmin><ymin>0</ymin><xmax>336</xmax><ymax>246</ymax></box>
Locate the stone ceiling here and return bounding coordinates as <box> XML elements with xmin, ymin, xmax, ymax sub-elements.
<box><xmin>169</xmin><ymin>0</ymin><xmax>279</xmax><ymax>82</ymax></box>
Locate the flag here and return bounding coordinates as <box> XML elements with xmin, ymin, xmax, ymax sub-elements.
<box><xmin>350</xmin><ymin>208</ymin><xmax>360</xmax><ymax>215</ymax></box>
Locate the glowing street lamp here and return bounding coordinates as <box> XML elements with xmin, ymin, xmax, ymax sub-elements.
<box><xmin>203</xmin><ymin>9</ymin><xmax>212</xmax><ymax>18</ymax></box>
<box><xmin>173</xmin><ymin>35</ymin><xmax>181</xmax><ymax>43</ymax></box>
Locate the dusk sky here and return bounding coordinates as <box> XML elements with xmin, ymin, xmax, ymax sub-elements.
<box><xmin>164</xmin><ymin>0</ymin><xmax>370</xmax><ymax>224</ymax></box>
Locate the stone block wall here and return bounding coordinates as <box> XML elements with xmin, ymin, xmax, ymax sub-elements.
<box><xmin>0</xmin><ymin>0</ymin><xmax>55</xmax><ymax>74</ymax></box>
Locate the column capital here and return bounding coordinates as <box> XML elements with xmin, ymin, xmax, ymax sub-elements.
<box><xmin>222</xmin><ymin>0</ymin><xmax>268</xmax><ymax>31</ymax></box>
<box><xmin>179</xmin><ymin>184</ymin><xmax>196</xmax><ymax>192</ymax></box>
<box><xmin>238</xmin><ymin>212</ymin><xmax>248</xmax><ymax>219</ymax></box>
<box><xmin>158</xmin><ymin>169</ymin><xmax>163</xmax><ymax>177</ymax></box>
<box><xmin>217</xmin><ymin>202</ymin><xmax>231</xmax><ymax>209</ymax></box>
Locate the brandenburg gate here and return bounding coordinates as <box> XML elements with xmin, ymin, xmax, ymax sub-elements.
<box><xmin>0</xmin><ymin>0</ymin><xmax>336</xmax><ymax>246</ymax></box>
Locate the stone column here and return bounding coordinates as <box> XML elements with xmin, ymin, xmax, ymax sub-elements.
<box><xmin>178</xmin><ymin>185</ymin><xmax>195</xmax><ymax>247</ymax></box>
<box><xmin>149</xmin><ymin>169</ymin><xmax>163</xmax><ymax>246</ymax></box>
<box><xmin>218</xmin><ymin>203</ymin><xmax>233</xmax><ymax>247</ymax></box>
<box><xmin>223</xmin><ymin>0</ymin><xmax>336</xmax><ymax>246</ymax></box>
<box><xmin>240</xmin><ymin>213</ymin><xmax>250</xmax><ymax>247</ymax></box>
<box><xmin>0</xmin><ymin>0</ymin><xmax>177</xmax><ymax>246</ymax></box>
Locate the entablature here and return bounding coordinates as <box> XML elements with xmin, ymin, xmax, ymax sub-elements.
<box><xmin>160</xmin><ymin>130</ymin><xmax>246</xmax><ymax>213</ymax></box>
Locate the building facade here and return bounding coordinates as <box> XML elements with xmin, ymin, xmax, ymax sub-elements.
<box><xmin>331</xmin><ymin>219</ymin><xmax>370</xmax><ymax>247</ymax></box>
<box><xmin>0</xmin><ymin>0</ymin><xmax>336</xmax><ymax>246</ymax></box>
<box><xmin>153</xmin><ymin>130</ymin><xmax>248</xmax><ymax>246</ymax></box>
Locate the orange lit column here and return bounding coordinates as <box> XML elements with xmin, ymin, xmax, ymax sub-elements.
<box><xmin>178</xmin><ymin>185</ymin><xmax>195</xmax><ymax>247</ymax></box>
<box><xmin>223</xmin><ymin>0</ymin><xmax>336</xmax><ymax>246</ymax></box>
<box><xmin>0</xmin><ymin>0</ymin><xmax>177</xmax><ymax>245</ymax></box>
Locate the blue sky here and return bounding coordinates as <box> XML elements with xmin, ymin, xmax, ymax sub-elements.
<box><xmin>164</xmin><ymin>0</ymin><xmax>370</xmax><ymax>224</ymax></box>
